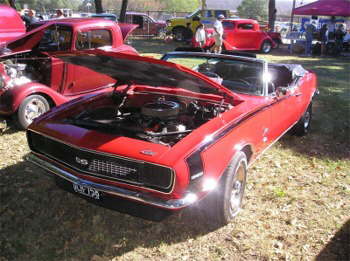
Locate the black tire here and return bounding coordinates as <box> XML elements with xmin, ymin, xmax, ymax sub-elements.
<box><xmin>172</xmin><ymin>27</ymin><xmax>186</xmax><ymax>42</ymax></box>
<box><xmin>17</xmin><ymin>94</ymin><xmax>50</xmax><ymax>129</ymax></box>
<box><xmin>291</xmin><ymin>103</ymin><xmax>312</xmax><ymax>136</ymax></box>
<box><xmin>201</xmin><ymin>151</ymin><xmax>247</xmax><ymax>226</ymax></box>
<box><xmin>260</xmin><ymin>40</ymin><xmax>273</xmax><ymax>53</ymax></box>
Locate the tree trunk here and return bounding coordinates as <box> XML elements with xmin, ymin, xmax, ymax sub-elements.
<box><xmin>268</xmin><ymin>0</ymin><xmax>276</xmax><ymax>32</ymax></box>
<box><xmin>119</xmin><ymin>0</ymin><xmax>128</xmax><ymax>22</ymax></box>
<box><xmin>202</xmin><ymin>0</ymin><xmax>206</xmax><ymax>10</ymax></box>
<box><xmin>9</xmin><ymin>0</ymin><xmax>17</xmax><ymax>10</ymax></box>
<box><xmin>94</xmin><ymin>0</ymin><xmax>103</xmax><ymax>14</ymax></box>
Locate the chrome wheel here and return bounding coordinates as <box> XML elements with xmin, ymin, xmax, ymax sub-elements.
<box><xmin>17</xmin><ymin>95</ymin><xmax>50</xmax><ymax>129</ymax></box>
<box><xmin>229</xmin><ymin>162</ymin><xmax>246</xmax><ymax>216</ymax></box>
<box><xmin>24</xmin><ymin>98</ymin><xmax>47</xmax><ymax>123</ymax></box>
<box><xmin>261</xmin><ymin>41</ymin><xmax>272</xmax><ymax>53</ymax></box>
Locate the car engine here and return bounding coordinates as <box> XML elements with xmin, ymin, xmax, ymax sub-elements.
<box><xmin>69</xmin><ymin>93</ymin><xmax>230</xmax><ymax>146</ymax></box>
<box><xmin>0</xmin><ymin>54</ymin><xmax>51</xmax><ymax>90</ymax></box>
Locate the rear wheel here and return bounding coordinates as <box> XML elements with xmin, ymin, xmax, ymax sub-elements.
<box><xmin>17</xmin><ymin>94</ymin><xmax>50</xmax><ymax>129</ymax></box>
<box><xmin>202</xmin><ymin>151</ymin><xmax>247</xmax><ymax>226</ymax></box>
<box><xmin>290</xmin><ymin>103</ymin><xmax>312</xmax><ymax>136</ymax></box>
<box><xmin>261</xmin><ymin>40</ymin><xmax>273</xmax><ymax>53</ymax></box>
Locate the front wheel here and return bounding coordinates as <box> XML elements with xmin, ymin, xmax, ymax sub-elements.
<box><xmin>261</xmin><ymin>40</ymin><xmax>273</xmax><ymax>53</ymax></box>
<box><xmin>17</xmin><ymin>94</ymin><xmax>50</xmax><ymax>129</ymax></box>
<box><xmin>201</xmin><ymin>151</ymin><xmax>247</xmax><ymax>226</ymax></box>
<box><xmin>290</xmin><ymin>103</ymin><xmax>312</xmax><ymax>136</ymax></box>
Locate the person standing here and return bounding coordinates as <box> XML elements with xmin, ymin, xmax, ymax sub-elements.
<box><xmin>320</xmin><ymin>23</ymin><xmax>328</xmax><ymax>56</ymax></box>
<box><xmin>211</xmin><ymin>14</ymin><xmax>225</xmax><ymax>53</ymax></box>
<box><xmin>328</xmin><ymin>16</ymin><xmax>336</xmax><ymax>38</ymax></box>
<box><xmin>21</xmin><ymin>9</ymin><xmax>38</xmax><ymax>29</ymax></box>
<box><xmin>195</xmin><ymin>23</ymin><xmax>206</xmax><ymax>50</ymax></box>
<box><xmin>54</xmin><ymin>9</ymin><xmax>65</xmax><ymax>19</ymax></box>
<box><xmin>305</xmin><ymin>21</ymin><xmax>316</xmax><ymax>56</ymax></box>
<box><xmin>335</xmin><ymin>24</ymin><xmax>345</xmax><ymax>55</ymax></box>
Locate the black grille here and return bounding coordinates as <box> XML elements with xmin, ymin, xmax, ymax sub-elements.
<box><xmin>27</xmin><ymin>131</ymin><xmax>173</xmax><ymax>193</ymax></box>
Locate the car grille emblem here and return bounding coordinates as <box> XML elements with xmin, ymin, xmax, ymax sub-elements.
<box><xmin>75</xmin><ymin>156</ymin><xmax>89</xmax><ymax>166</ymax></box>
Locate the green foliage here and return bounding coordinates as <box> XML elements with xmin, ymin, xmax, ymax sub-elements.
<box><xmin>162</xmin><ymin>0</ymin><xmax>200</xmax><ymax>12</ymax></box>
<box><xmin>102</xmin><ymin>0</ymin><xmax>200</xmax><ymax>12</ymax></box>
<box><xmin>237</xmin><ymin>0</ymin><xmax>268</xmax><ymax>21</ymax></box>
<box><xmin>12</xmin><ymin>0</ymin><xmax>80</xmax><ymax>11</ymax></box>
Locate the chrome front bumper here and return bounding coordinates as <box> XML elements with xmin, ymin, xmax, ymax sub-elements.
<box><xmin>27</xmin><ymin>153</ymin><xmax>193</xmax><ymax>210</ymax></box>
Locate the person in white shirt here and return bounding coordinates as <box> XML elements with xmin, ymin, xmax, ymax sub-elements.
<box><xmin>195</xmin><ymin>23</ymin><xmax>206</xmax><ymax>49</ymax></box>
<box><xmin>211</xmin><ymin>14</ymin><xmax>225</xmax><ymax>53</ymax></box>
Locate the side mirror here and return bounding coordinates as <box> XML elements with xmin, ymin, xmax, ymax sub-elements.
<box><xmin>277</xmin><ymin>86</ymin><xmax>288</xmax><ymax>96</ymax></box>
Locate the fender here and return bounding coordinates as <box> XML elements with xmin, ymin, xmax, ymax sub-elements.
<box><xmin>0</xmin><ymin>82</ymin><xmax>69</xmax><ymax>114</ymax></box>
<box><xmin>260</xmin><ymin>34</ymin><xmax>277</xmax><ymax>49</ymax></box>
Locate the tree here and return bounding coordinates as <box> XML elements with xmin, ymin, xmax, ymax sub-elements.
<box><xmin>237</xmin><ymin>0</ymin><xmax>267</xmax><ymax>22</ymax></box>
<box><xmin>119</xmin><ymin>0</ymin><xmax>128</xmax><ymax>22</ymax></box>
<box><xmin>94</xmin><ymin>0</ymin><xmax>103</xmax><ymax>13</ymax></box>
<box><xmin>268</xmin><ymin>0</ymin><xmax>276</xmax><ymax>31</ymax></box>
<box><xmin>8</xmin><ymin>0</ymin><xmax>17</xmax><ymax>9</ymax></box>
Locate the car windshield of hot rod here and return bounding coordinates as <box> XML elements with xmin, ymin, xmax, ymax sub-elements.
<box><xmin>55</xmin><ymin>52</ymin><xmax>241</xmax><ymax>147</ymax></box>
<box><xmin>162</xmin><ymin>53</ymin><xmax>265</xmax><ymax>96</ymax></box>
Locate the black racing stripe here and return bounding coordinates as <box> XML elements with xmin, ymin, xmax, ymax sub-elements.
<box><xmin>185</xmin><ymin>95</ymin><xmax>290</xmax><ymax>179</ymax></box>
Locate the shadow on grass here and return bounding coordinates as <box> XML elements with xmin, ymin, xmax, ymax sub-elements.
<box><xmin>316</xmin><ymin>219</ymin><xmax>350</xmax><ymax>261</ymax></box>
<box><xmin>130</xmin><ymin>38</ymin><xmax>185</xmax><ymax>56</ymax></box>
<box><xmin>0</xmin><ymin>157</ymin><xmax>219</xmax><ymax>260</ymax></box>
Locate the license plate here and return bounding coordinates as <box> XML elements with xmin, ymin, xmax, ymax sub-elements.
<box><xmin>73</xmin><ymin>183</ymin><xmax>101</xmax><ymax>200</ymax></box>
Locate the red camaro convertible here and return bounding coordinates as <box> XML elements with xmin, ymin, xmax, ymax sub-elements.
<box><xmin>26</xmin><ymin>51</ymin><xmax>317</xmax><ymax>225</ymax></box>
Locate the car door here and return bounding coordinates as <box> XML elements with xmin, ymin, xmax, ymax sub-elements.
<box><xmin>222</xmin><ymin>21</ymin><xmax>236</xmax><ymax>48</ymax></box>
<box><xmin>234</xmin><ymin>23</ymin><xmax>259</xmax><ymax>49</ymax></box>
<box><xmin>131</xmin><ymin>15</ymin><xmax>144</xmax><ymax>35</ymax></box>
<box><xmin>266</xmin><ymin>77</ymin><xmax>303</xmax><ymax>140</ymax></box>
<box><xmin>62</xmin><ymin>29</ymin><xmax>115</xmax><ymax>96</ymax></box>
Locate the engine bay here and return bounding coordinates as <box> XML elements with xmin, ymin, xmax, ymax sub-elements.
<box><xmin>67</xmin><ymin>90</ymin><xmax>232</xmax><ymax>146</ymax></box>
<box><xmin>0</xmin><ymin>52</ymin><xmax>51</xmax><ymax>89</ymax></box>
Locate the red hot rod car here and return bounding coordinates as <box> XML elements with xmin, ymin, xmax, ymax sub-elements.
<box><xmin>0</xmin><ymin>18</ymin><xmax>138</xmax><ymax>129</ymax></box>
<box><xmin>192</xmin><ymin>19</ymin><xmax>282</xmax><ymax>53</ymax></box>
<box><xmin>27</xmin><ymin>51</ymin><xmax>317</xmax><ymax>225</ymax></box>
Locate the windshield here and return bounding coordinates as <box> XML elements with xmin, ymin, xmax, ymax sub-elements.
<box><xmin>162</xmin><ymin>54</ymin><xmax>265</xmax><ymax>96</ymax></box>
<box><xmin>186</xmin><ymin>9</ymin><xmax>200</xmax><ymax>18</ymax></box>
<box><xmin>6</xmin><ymin>24</ymin><xmax>72</xmax><ymax>53</ymax></box>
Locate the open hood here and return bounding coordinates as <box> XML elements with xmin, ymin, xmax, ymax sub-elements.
<box><xmin>0</xmin><ymin>22</ymin><xmax>49</xmax><ymax>57</ymax></box>
<box><xmin>57</xmin><ymin>50</ymin><xmax>229</xmax><ymax>95</ymax></box>
<box><xmin>118</xmin><ymin>23</ymin><xmax>138</xmax><ymax>41</ymax></box>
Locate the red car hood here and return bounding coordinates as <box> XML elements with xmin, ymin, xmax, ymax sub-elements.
<box><xmin>56</xmin><ymin>50</ymin><xmax>235</xmax><ymax>97</ymax></box>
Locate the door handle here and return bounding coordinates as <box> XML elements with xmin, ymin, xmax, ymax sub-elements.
<box><xmin>293</xmin><ymin>93</ymin><xmax>302</xmax><ymax>97</ymax></box>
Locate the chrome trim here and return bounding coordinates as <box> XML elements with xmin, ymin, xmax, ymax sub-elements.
<box><xmin>27</xmin><ymin>129</ymin><xmax>176</xmax><ymax>194</ymax></box>
<box><xmin>27</xmin><ymin>153</ymin><xmax>190</xmax><ymax>210</ymax></box>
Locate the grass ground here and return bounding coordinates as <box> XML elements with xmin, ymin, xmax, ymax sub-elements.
<box><xmin>0</xmin><ymin>39</ymin><xmax>349</xmax><ymax>261</ymax></box>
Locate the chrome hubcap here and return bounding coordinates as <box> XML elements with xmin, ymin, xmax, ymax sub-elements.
<box><xmin>24</xmin><ymin>99</ymin><xmax>47</xmax><ymax>124</ymax></box>
<box><xmin>263</xmin><ymin>43</ymin><xmax>271</xmax><ymax>53</ymax></box>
